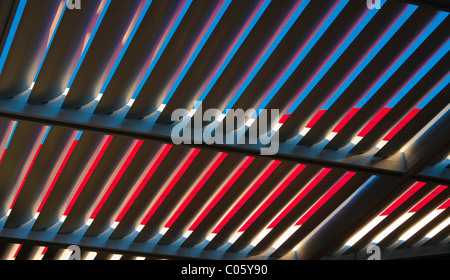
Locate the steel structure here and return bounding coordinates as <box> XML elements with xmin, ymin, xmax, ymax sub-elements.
<box><xmin>0</xmin><ymin>0</ymin><xmax>448</xmax><ymax>260</ymax></box>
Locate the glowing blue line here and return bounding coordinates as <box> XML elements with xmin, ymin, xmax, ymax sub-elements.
<box><xmin>5</xmin><ymin>121</ymin><xmax>18</xmax><ymax>149</ymax></box>
<box><xmin>132</xmin><ymin>0</ymin><xmax>193</xmax><ymax>100</ymax></box>
<box><xmin>161</xmin><ymin>0</ymin><xmax>231</xmax><ymax>105</ymax></box>
<box><xmin>319</xmin><ymin>4</ymin><xmax>418</xmax><ymax>110</ymax></box>
<box><xmin>255</xmin><ymin>0</ymin><xmax>350</xmax><ymax>114</ymax></box>
<box><xmin>67</xmin><ymin>0</ymin><xmax>112</xmax><ymax>88</ymax></box>
<box><xmin>224</xmin><ymin>0</ymin><xmax>311</xmax><ymax>110</ymax></box>
<box><xmin>417</xmin><ymin>72</ymin><xmax>450</xmax><ymax>109</ymax></box>
<box><xmin>357</xmin><ymin>12</ymin><xmax>448</xmax><ymax>108</ymax></box>
<box><xmin>194</xmin><ymin>0</ymin><xmax>271</xmax><ymax>108</ymax></box>
<box><xmin>100</xmin><ymin>0</ymin><xmax>153</xmax><ymax>93</ymax></box>
<box><xmin>386</xmin><ymin>38</ymin><xmax>450</xmax><ymax>108</ymax></box>
<box><xmin>0</xmin><ymin>0</ymin><xmax>27</xmax><ymax>76</ymax></box>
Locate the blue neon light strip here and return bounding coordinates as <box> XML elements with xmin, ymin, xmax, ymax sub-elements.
<box><xmin>33</xmin><ymin>1</ymin><xmax>67</xmax><ymax>83</ymax></box>
<box><xmin>5</xmin><ymin>121</ymin><xmax>18</xmax><ymax>149</ymax></box>
<box><xmin>223</xmin><ymin>0</ymin><xmax>310</xmax><ymax>111</ymax></box>
<box><xmin>67</xmin><ymin>0</ymin><xmax>112</xmax><ymax>88</ymax></box>
<box><xmin>132</xmin><ymin>0</ymin><xmax>193</xmax><ymax>100</ymax></box>
<box><xmin>193</xmin><ymin>0</ymin><xmax>271</xmax><ymax>109</ymax></box>
<box><xmin>100</xmin><ymin>0</ymin><xmax>153</xmax><ymax>93</ymax></box>
<box><xmin>357</xmin><ymin>12</ymin><xmax>448</xmax><ymax>108</ymax></box>
<box><xmin>417</xmin><ymin>72</ymin><xmax>450</xmax><ymax>109</ymax></box>
<box><xmin>255</xmin><ymin>0</ymin><xmax>350</xmax><ymax>115</ymax></box>
<box><xmin>161</xmin><ymin>0</ymin><xmax>231</xmax><ymax>105</ymax></box>
<box><xmin>318</xmin><ymin>4</ymin><xmax>418</xmax><ymax>110</ymax></box>
<box><xmin>386</xmin><ymin>37</ymin><xmax>450</xmax><ymax>108</ymax></box>
<box><xmin>0</xmin><ymin>0</ymin><xmax>27</xmax><ymax>76</ymax></box>
<box><xmin>75</xmin><ymin>131</ymin><xmax>83</xmax><ymax>140</ymax></box>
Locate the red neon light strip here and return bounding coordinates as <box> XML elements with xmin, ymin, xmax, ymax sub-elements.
<box><xmin>63</xmin><ymin>136</ymin><xmax>114</xmax><ymax>216</ymax></box>
<box><xmin>296</xmin><ymin>172</ymin><xmax>356</xmax><ymax>226</ymax></box>
<box><xmin>409</xmin><ymin>185</ymin><xmax>447</xmax><ymax>213</ymax></box>
<box><xmin>9</xmin><ymin>145</ymin><xmax>43</xmax><ymax>210</ymax></box>
<box><xmin>0</xmin><ymin>149</ymin><xmax>6</xmax><ymax>165</ymax></box>
<box><xmin>212</xmin><ymin>160</ymin><xmax>282</xmax><ymax>234</ymax></box>
<box><xmin>140</xmin><ymin>148</ymin><xmax>201</xmax><ymax>225</ymax></box>
<box><xmin>37</xmin><ymin>140</ymin><xmax>79</xmax><ymax>212</ymax></box>
<box><xmin>115</xmin><ymin>144</ymin><xmax>173</xmax><ymax>222</ymax></box>
<box><xmin>268</xmin><ymin>168</ymin><xmax>332</xmax><ymax>229</ymax></box>
<box><xmin>438</xmin><ymin>197</ymin><xmax>450</xmax><ymax>210</ymax></box>
<box><xmin>380</xmin><ymin>181</ymin><xmax>427</xmax><ymax>216</ymax></box>
<box><xmin>164</xmin><ymin>152</ymin><xmax>228</xmax><ymax>228</ymax></box>
<box><xmin>238</xmin><ymin>164</ymin><xmax>307</xmax><ymax>232</ymax></box>
<box><xmin>13</xmin><ymin>244</ymin><xmax>22</xmax><ymax>259</ymax></box>
<box><xmin>89</xmin><ymin>140</ymin><xmax>144</xmax><ymax>219</ymax></box>
<box><xmin>188</xmin><ymin>157</ymin><xmax>255</xmax><ymax>231</ymax></box>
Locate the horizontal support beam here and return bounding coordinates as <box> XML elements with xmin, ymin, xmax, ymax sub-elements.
<box><xmin>0</xmin><ymin>216</ymin><xmax>269</xmax><ymax>261</ymax></box>
<box><xmin>0</xmin><ymin>95</ymin><xmax>410</xmax><ymax>174</ymax></box>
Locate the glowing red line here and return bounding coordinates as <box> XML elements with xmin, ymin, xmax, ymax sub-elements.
<box><xmin>115</xmin><ymin>144</ymin><xmax>173</xmax><ymax>222</ymax></box>
<box><xmin>296</xmin><ymin>172</ymin><xmax>356</xmax><ymax>226</ymax></box>
<box><xmin>164</xmin><ymin>152</ymin><xmax>228</xmax><ymax>228</ymax></box>
<box><xmin>409</xmin><ymin>185</ymin><xmax>447</xmax><ymax>213</ymax></box>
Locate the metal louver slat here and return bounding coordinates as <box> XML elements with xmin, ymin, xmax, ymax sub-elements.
<box><xmin>328</xmin><ymin>16</ymin><xmax>450</xmax><ymax>152</ymax></box>
<box><xmin>351</xmin><ymin>52</ymin><xmax>450</xmax><ymax>154</ymax></box>
<box><xmin>229</xmin><ymin>166</ymin><xmax>329</xmax><ymax>253</ymax></box>
<box><xmin>222</xmin><ymin>0</ymin><xmax>338</xmax><ymax>125</ymax></box>
<box><xmin>84</xmin><ymin>141</ymin><xmax>163</xmax><ymax>237</ymax></box>
<box><xmin>398</xmin><ymin>206</ymin><xmax>450</xmax><ymax>248</ymax></box>
<box><xmin>375</xmin><ymin>83</ymin><xmax>450</xmax><ymax>157</ymax></box>
<box><xmin>0</xmin><ymin>121</ymin><xmax>47</xmax><ymax>217</ymax></box>
<box><xmin>377</xmin><ymin>187</ymin><xmax>450</xmax><ymax>249</ymax></box>
<box><xmin>92</xmin><ymin>0</ymin><xmax>180</xmax><ymax>115</ymax></box>
<box><xmin>249</xmin><ymin>0</ymin><xmax>368</xmax><ymax>134</ymax></box>
<box><xmin>61</xmin><ymin>0</ymin><xmax>144</xmax><ymax>109</ymax></box>
<box><xmin>0</xmin><ymin>0</ymin><xmax>63</xmax><ymax>98</ymax></box>
<box><xmin>32</xmin><ymin>132</ymin><xmax>109</xmax><ymax>231</ymax></box>
<box><xmin>134</xmin><ymin>149</ymin><xmax>219</xmax><ymax>242</ymax></box>
<box><xmin>27</xmin><ymin>0</ymin><xmax>103</xmax><ymax>104</ymax></box>
<box><xmin>0</xmin><ymin>0</ymin><xmax>16</xmax><ymax>55</ymax></box>
<box><xmin>248</xmin><ymin>168</ymin><xmax>346</xmax><ymax>256</ymax></box>
<box><xmin>157</xmin><ymin>153</ymin><xmax>244</xmax><ymax>245</ymax></box>
<box><xmin>271</xmin><ymin>172</ymin><xmax>373</xmax><ymax>258</ymax></box>
<box><xmin>278</xmin><ymin>1</ymin><xmax>407</xmax><ymax>142</ymax></box>
<box><xmin>190</xmin><ymin>0</ymin><xmax>304</xmax><ymax>126</ymax></box>
<box><xmin>299</xmin><ymin>8</ymin><xmax>442</xmax><ymax>146</ymax></box>
<box><xmin>182</xmin><ymin>157</ymin><xmax>270</xmax><ymax>248</ymax></box>
<box><xmin>126</xmin><ymin>0</ymin><xmax>229</xmax><ymax>119</ymax></box>
<box><xmin>58</xmin><ymin>136</ymin><xmax>137</xmax><ymax>234</ymax></box>
<box><xmin>344</xmin><ymin>182</ymin><xmax>437</xmax><ymax>255</ymax></box>
<box><xmin>0</xmin><ymin>119</ymin><xmax>16</xmax><ymax>151</ymax></box>
<box><xmin>155</xmin><ymin>0</ymin><xmax>264</xmax><ymax>124</ymax></box>
<box><xmin>14</xmin><ymin>244</ymin><xmax>40</xmax><ymax>260</ymax></box>
<box><xmin>5</xmin><ymin>127</ymin><xmax>77</xmax><ymax>228</ymax></box>
<box><xmin>109</xmin><ymin>145</ymin><xmax>191</xmax><ymax>239</ymax></box>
